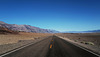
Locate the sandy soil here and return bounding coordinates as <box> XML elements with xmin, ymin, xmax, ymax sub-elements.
<box><xmin>0</xmin><ymin>32</ymin><xmax>52</xmax><ymax>45</ymax></box>
<box><xmin>0</xmin><ymin>32</ymin><xmax>52</xmax><ymax>54</ymax></box>
<box><xmin>56</xmin><ymin>33</ymin><xmax>100</xmax><ymax>54</ymax></box>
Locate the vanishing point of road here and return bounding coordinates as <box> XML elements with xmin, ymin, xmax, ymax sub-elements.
<box><xmin>1</xmin><ymin>36</ymin><xmax>99</xmax><ymax>57</ymax></box>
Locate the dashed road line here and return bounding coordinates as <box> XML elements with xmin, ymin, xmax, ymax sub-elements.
<box><xmin>49</xmin><ymin>39</ymin><xmax>53</xmax><ymax>49</ymax></box>
<box><xmin>50</xmin><ymin>44</ymin><xmax>52</xmax><ymax>48</ymax></box>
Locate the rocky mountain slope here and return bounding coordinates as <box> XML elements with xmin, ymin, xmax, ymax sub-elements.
<box><xmin>0</xmin><ymin>26</ymin><xmax>18</xmax><ymax>34</ymax></box>
<box><xmin>0</xmin><ymin>21</ymin><xmax>59</xmax><ymax>33</ymax></box>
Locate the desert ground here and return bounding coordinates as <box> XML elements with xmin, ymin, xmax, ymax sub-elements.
<box><xmin>0</xmin><ymin>32</ymin><xmax>100</xmax><ymax>55</ymax></box>
<box><xmin>56</xmin><ymin>33</ymin><xmax>100</xmax><ymax>54</ymax></box>
<box><xmin>0</xmin><ymin>32</ymin><xmax>53</xmax><ymax>54</ymax></box>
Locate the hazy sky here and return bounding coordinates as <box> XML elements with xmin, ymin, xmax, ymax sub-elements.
<box><xmin>0</xmin><ymin>0</ymin><xmax>100</xmax><ymax>32</ymax></box>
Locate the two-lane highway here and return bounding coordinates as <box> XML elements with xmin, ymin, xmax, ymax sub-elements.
<box><xmin>1</xmin><ymin>36</ymin><xmax>99</xmax><ymax>57</ymax></box>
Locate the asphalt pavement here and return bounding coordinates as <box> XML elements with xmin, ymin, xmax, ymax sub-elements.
<box><xmin>1</xmin><ymin>36</ymin><xmax>99</xmax><ymax>57</ymax></box>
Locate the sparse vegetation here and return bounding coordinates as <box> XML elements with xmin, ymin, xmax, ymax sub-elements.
<box><xmin>74</xmin><ymin>40</ymin><xmax>77</xmax><ymax>42</ymax></box>
<box><xmin>80</xmin><ymin>41</ymin><xmax>94</xmax><ymax>45</ymax></box>
<box><xmin>56</xmin><ymin>33</ymin><xmax>100</xmax><ymax>46</ymax></box>
<box><xmin>80</xmin><ymin>41</ymin><xmax>85</xmax><ymax>44</ymax></box>
<box><xmin>56</xmin><ymin>33</ymin><xmax>100</xmax><ymax>54</ymax></box>
<box><xmin>85</xmin><ymin>42</ymin><xmax>94</xmax><ymax>45</ymax></box>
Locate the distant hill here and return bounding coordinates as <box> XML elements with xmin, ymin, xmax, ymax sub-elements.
<box><xmin>63</xmin><ymin>30</ymin><xmax>100</xmax><ymax>33</ymax></box>
<box><xmin>0</xmin><ymin>21</ymin><xmax>59</xmax><ymax>33</ymax></box>
<box><xmin>84</xmin><ymin>30</ymin><xmax>100</xmax><ymax>33</ymax></box>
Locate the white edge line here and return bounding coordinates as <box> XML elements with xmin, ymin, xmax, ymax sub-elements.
<box><xmin>0</xmin><ymin>38</ymin><xmax>45</xmax><ymax>57</ymax></box>
<box><xmin>56</xmin><ymin>36</ymin><xmax>100</xmax><ymax>57</ymax></box>
<box><xmin>0</xmin><ymin>42</ymin><xmax>35</xmax><ymax>57</ymax></box>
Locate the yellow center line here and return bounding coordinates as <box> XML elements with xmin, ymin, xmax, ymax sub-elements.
<box><xmin>50</xmin><ymin>39</ymin><xmax>53</xmax><ymax>48</ymax></box>
<box><xmin>50</xmin><ymin>44</ymin><xmax>52</xmax><ymax>48</ymax></box>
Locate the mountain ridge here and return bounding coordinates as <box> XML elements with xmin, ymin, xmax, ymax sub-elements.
<box><xmin>0</xmin><ymin>21</ymin><xmax>59</xmax><ymax>33</ymax></box>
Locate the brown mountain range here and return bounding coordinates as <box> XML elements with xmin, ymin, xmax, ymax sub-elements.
<box><xmin>0</xmin><ymin>21</ymin><xmax>59</xmax><ymax>33</ymax></box>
